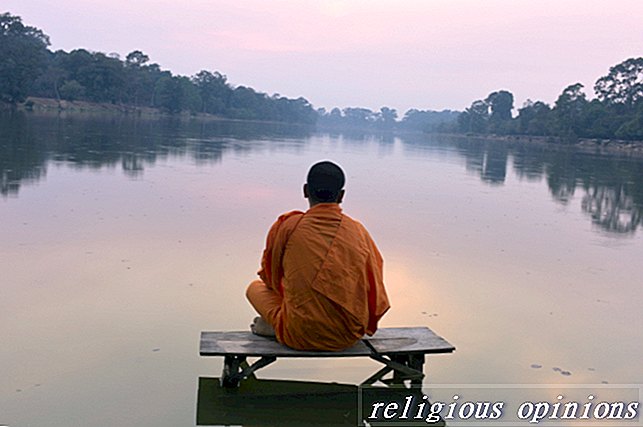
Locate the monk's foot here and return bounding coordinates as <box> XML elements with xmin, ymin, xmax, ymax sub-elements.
<box><xmin>250</xmin><ymin>316</ymin><xmax>276</xmax><ymax>337</ymax></box>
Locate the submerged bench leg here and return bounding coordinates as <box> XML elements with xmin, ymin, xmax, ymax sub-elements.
<box><xmin>408</xmin><ymin>354</ymin><xmax>425</xmax><ymax>386</ymax></box>
<box><xmin>221</xmin><ymin>355</ymin><xmax>246</xmax><ymax>387</ymax></box>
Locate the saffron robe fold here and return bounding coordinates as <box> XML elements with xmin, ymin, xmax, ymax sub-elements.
<box><xmin>257</xmin><ymin>203</ymin><xmax>390</xmax><ymax>351</ymax></box>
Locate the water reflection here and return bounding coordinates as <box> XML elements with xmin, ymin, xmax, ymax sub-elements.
<box><xmin>0</xmin><ymin>111</ymin><xmax>312</xmax><ymax>195</ymax></box>
<box><xmin>196</xmin><ymin>377</ymin><xmax>358</xmax><ymax>426</ymax></box>
<box><xmin>196</xmin><ymin>377</ymin><xmax>439</xmax><ymax>426</ymax></box>
<box><xmin>401</xmin><ymin>134</ymin><xmax>643</xmax><ymax>234</ymax></box>
<box><xmin>2</xmin><ymin>111</ymin><xmax>641</xmax><ymax>427</ymax></box>
<box><xmin>582</xmin><ymin>185</ymin><xmax>641</xmax><ymax>234</ymax></box>
<box><xmin>2</xmin><ymin>111</ymin><xmax>642</xmax><ymax>234</ymax></box>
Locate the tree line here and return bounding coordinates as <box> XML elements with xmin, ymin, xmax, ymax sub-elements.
<box><xmin>316</xmin><ymin>106</ymin><xmax>459</xmax><ymax>132</ymax></box>
<box><xmin>456</xmin><ymin>58</ymin><xmax>643</xmax><ymax>141</ymax></box>
<box><xmin>2</xmin><ymin>12</ymin><xmax>642</xmax><ymax>140</ymax></box>
<box><xmin>306</xmin><ymin>57</ymin><xmax>643</xmax><ymax>141</ymax></box>
<box><xmin>1</xmin><ymin>12</ymin><xmax>317</xmax><ymax>124</ymax></box>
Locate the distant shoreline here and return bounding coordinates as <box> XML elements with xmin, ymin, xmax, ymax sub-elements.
<box><xmin>4</xmin><ymin>97</ymin><xmax>313</xmax><ymax>127</ymax></box>
<box><xmin>437</xmin><ymin>132</ymin><xmax>643</xmax><ymax>158</ymax></box>
<box><xmin>5</xmin><ymin>97</ymin><xmax>643</xmax><ymax>157</ymax></box>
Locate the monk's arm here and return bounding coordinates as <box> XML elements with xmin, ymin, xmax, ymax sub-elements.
<box><xmin>258</xmin><ymin>219</ymin><xmax>282</xmax><ymax>290</ymax></box>
<box><xmin>365</xmin><ymin>239</ymin><xmax>390</xmax><ymax>335</ymax></box>
<box><xmin>258</xmin><ymin>211</ymin><xmax>303</xmax><ymax>292</ymax></box>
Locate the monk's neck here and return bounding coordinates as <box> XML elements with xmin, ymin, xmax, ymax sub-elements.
<box><xmin>308</xmin><ymin>201</ymin><xmax>341</xmax><ymax>209</ymax></box>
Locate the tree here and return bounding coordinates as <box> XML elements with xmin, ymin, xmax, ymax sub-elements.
<box><xmin>153</xmin><ymin>74</ymin><xmax>181</xmax><ymax>113</ymax></box>
<box><xmin>83</xmin><ymin>52</ymin><xmax>126</xmax><ymax>103</ymax></box>
<box><xmin>516</xmin><ymin>100</ymin><xmax>552</xmax><ymax>136</ymax></box>
<box><xmin>594</xmin><ymin>57</ymin><xmax>643</xmax><ymax>110</ymax></box>
<box><xmin>192</xmin><ymin>70</ymin><xmax>230</xmax><ymax>114</ymax></box>
<box><xmin>485</xmin><ymin>90</ymin><xmax>514</xmax><ymax>134</ymax></box>
<box><xmin>0</xmin><ymin>13</ymin><xmax>50</xmax><ymax>103</ymax></box>
<box><xmin>553</xmin><ymin>83</ymin><xmax>588</xmax><ymax>140</ymax></box>
<box><xmin>486</xmin><ymin>90</ymin><xmax>514</xmax><ymax>121</ymax></box>
<box><xmin>176</xmin><ymin>76</ymin><xmax>200</xmax><ymax>113</ymax></box>
<box><xmin>342</xmin><ymin>107</ymin><xmax>376</xmax><ymax>127</ymax></box>
<box><xmin>400</xmin><ymin>109</ymin><xmax>459</xmax><ymax>132</ymax></box>
<box><xmin>376</xmin><ymin>107</ymin><xmax>397</xmax><ymax>129</ymax></box>
<box><xmin>123</xmin><ymin>51</ymin><xmax>167</xmax><ymax>107</ymax></box>
<box><xmin>458</xmin><ymin>99</ymin><xmax>489</xmax><ymax>133</ymax></box>
<box><xmin>59</xmin><ymin>79</ymin><xmax>85</xmax><ymax>101</ymax></box>
<box><xmin>125</xmin><ymin>50</ymin><xmax>149</xmax><ymax>67</ymax></box>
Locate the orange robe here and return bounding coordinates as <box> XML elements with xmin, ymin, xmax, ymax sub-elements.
<box><xmin>248</xmin><ymin>203</ymin><xmax>390</xmax><ymax>351</ymax></box>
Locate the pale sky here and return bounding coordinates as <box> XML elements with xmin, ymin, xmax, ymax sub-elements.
<box><xmin>4</xmin><ymin>0</ymin><xmax>643</xmax><ymax>113</ymax></box>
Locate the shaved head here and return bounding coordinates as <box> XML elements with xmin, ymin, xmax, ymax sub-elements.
<box><xmin>306</xmin><ymin>161</ymin><xmax>345</xmax><ymax>203</ymax></box>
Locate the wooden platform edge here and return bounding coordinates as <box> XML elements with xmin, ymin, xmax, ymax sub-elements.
<box><xmin>199</xmin><ymin>326</ymin><xmax>455</xmax><ymax>358</ymax></box>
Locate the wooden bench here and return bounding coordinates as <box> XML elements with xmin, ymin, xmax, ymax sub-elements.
<box><xmin>200</xmin><ymin>326</ymin><xmax>455</xmax><ymax>388</ymax></box>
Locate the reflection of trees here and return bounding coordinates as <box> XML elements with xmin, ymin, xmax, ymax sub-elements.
<box><xmin>458</xmin><ymin>139</ymin><xmax>508</xmax><ymax>184</ymax></box>
<box><xmin>1</xmin><ymin>112</ymin><xmax>313</xmax><ymax>196</ymax></box>
<box><xmin>582</xmin><ymin>185</ymin><xmax>641</xmax><ymax>233</ymax></box>
<box><xmin>509</xmin><ymin>141</ymin><xmax>642</xmax><ymax>234</ymax></box>
<box><xmin>512</xmin><ymin>146</ymin><xmax>545</xmax><ymax>182</ymax></box>
<box><xmin>0</xmin><ymin>112</ymin><xmax>48</xmax><ymax>196</ymax></box>
<box><xmin>399</xmin><ymin>134</ymin><xmax>643</xmax><ymax>235</ymax></box>
<box><xmin>480</xmin><ymin>144</ymin><xmax>508</xmax><ymax>184</ymax></box>
<box><xmin>541</xmin><ymin>149</ymin><xmax>642</xmax><ymax>234</ymax></box>
<box><xmin>545</xmin><ymin>153</ymin><xmax>578</xmax><ymax>205</ymax></box>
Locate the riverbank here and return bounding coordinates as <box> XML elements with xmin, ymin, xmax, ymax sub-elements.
<box><xmin>15</xmin><ymin>96</ymin><xmax>221</xmax><ymax>120</ymax></box>
<box><xmin>440</xmin><ymin>132</ymin><xmax>643</xmax><ymax>158</ymax></box>
<box><xmin>10</xmin><ymin>97</ymin><xmax>320</xmax><ymax>129</ymax></box>
<box><xmin>8</xmin><ymin>97</ymin><xmax>643</xmax><ymax>158</ymax></box>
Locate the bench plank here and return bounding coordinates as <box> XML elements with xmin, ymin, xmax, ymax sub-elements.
<box><xmin>200</xmin><ymin>326</ymin><xmax>454</xmax><ymax>357</ymax></box>
<box><xmin>365</xmin><ymin>326</ymin><xmax>455</xmax><ymax>354</ymax></box>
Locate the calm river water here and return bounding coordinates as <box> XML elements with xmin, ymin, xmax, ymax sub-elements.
<box><xmin>1</xmin><ymin>112</ymin><xmax>642</xmax><ymax>426</ymax></box>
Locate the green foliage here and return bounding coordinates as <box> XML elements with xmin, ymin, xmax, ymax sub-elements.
<box><xmin>553</xmin><ymin>83</ymin><xmax>588</xmax><ymax>141</ymax></box>
<box><xmin>486</xmin><ymin>90</ymin><xmax>514</xmax><ymax>121</ymax></box>
<box><xmin>192</xmin><ymin>70</ymin><xmax>229</xmax><ymax>114</ymax></box>
<box><xmin>458</xmin><ymin>99</ymin><xmax>489</xmax><ymax>133</ymax></box>
<box><xmin>594</xmin><ymin>57</ymin><xmax>643</xmax><ymax>109</ymax></box>
<box><xmin>0</xmin><ymin>12</ymin><xmax>50</xmax><ymax>103</ymax></box>
<box><xmin>376</xmin><ymin>107</ymin><xmax>397</xmax><ymax>129</ymax></box>
<box><xmin>517</xmin><ymin>100</ymin><xmax>552</xmax><ymax>136</ymax></box>
<box><xmin>461</xmin><ymin>58</ymin><xmax>643</xmax><ymax>142</ymax></box>
<box><xmin>154</xmin><ymin>75</ymin><xmax>182</xmax><ymax>113</ymax></box>
<box><xmin>399</xmin><ymin>109</ymin><xmax>459</xmax><ymax>132</ymax></box>
<box><xmin>4</xmin><ymin>12</ymin><xmax>642</xmax><ymax>137</ymax></box>
<box><xmin>3</xmin><ymin>13</ymin><xmax>317</xmax><ymax>124</ymax></box>
<box><xmin>59</xmin><ymin>80</ymin><xmax>85</xmax><ymax>101</ymax></box>
<box><xmin>615</xmin><ymin>103</ymin><xmax>643</xmax><ymax>139</ymax></box>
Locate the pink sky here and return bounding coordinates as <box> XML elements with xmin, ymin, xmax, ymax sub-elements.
<box><xmin>4</xmin><ymin>0</ymin><xmax>643</xmax><ymax>113</ymax></box>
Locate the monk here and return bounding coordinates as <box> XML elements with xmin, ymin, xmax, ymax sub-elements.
<box><xmin>245</xmin><ymin>160</ymin><xmax>390</xmax><ymax>351</ymax></box>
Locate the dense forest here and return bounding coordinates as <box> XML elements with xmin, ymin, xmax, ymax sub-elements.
<box><xmin>1</xmin><ymin>12</ymin><xmax>642</xmax><ymax>140</ymax></box>
<box><xmin>316</xmin><ymin>106</ymin><xmax>460</xmax><ymax>132</ymax></box>
<box><xmin>455</xmin><ymin>63</ymin><xmax>643</xmax><ymax>142</ymax></box>
<box><xmin>0</xmin><ymin>12</ymin><xmax>317</xmax><ymax>124</ymax></box>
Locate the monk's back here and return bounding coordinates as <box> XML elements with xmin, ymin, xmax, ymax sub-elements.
<box><xmin>245</xmin><ymin>160</ymin><xmax>389</xmax><ymax>352</ymax></box>
<box><xmin>279</xmin><ymin>203</ymin><xmax>377</xmax><ymax>350</ymax></box>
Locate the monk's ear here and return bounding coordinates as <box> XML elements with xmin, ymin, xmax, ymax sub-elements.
<box><xmin>303</xmin><ymin>183</ymin><xmax>309</xmax><ymax>199</ymax></box>
<box><xmin>336</xmin><ymin>189</ymin><xmax>345</xmax><ymax>204</ymax></box>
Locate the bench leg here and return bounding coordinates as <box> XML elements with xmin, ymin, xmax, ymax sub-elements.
<box><xmin>364</xmin><ymin>353</ymin><xmax>425</xmax><ymax>388</ymax></box>
<box><xmin>361</xmin><ymin>366</ymin><xmax>393</xmax><ymax>386</ymax></box>
<box><xmin>220</xmin><ymin>355</ymin><xmax>278</xmax><ymax>388</ymax></box>
<box><xmin>408</xmin><ymin>354</ymin><xmax>425</xmax><ymax>387</ymax></box>
<box><xmin>221</xmin><ymin>355</ymin><xmax>246</xmax><ymax>388</ymax></box>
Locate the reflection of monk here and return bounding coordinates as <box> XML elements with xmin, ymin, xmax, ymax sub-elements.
<box><xmin>246</xmin><ymin>161</ymin><xmax>390</xmax><ymax>351</ymax></box>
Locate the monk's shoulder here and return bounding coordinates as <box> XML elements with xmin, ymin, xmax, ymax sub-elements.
<box><xmin>341</xmin><ymin>213</ymin><xmax>376</xmax><ymax>242</ymax></box>
<box><xmin>277</xmin><ymin>210</ymin><xmax>304</xmax><ymax>223</ymax></box>
<box><xmin>273</xmin><ymin>210</ymin><xmax>304</xmax><ymax>232</ymax></box>
<box><xmin>343</xmin><ymin>216</ymin><xmax>383</xmax><ymax>264</ymax></box>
